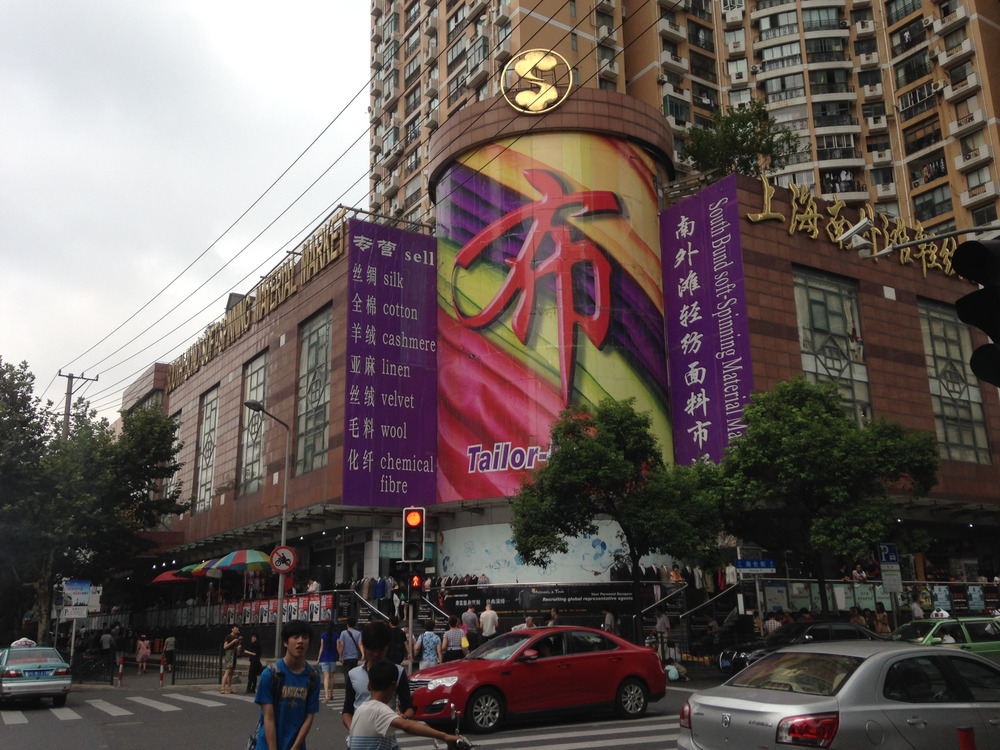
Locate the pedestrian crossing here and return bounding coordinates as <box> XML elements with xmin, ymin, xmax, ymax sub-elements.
<box><xmin>395</xmin><ymin>716</ymin><xmax>681</xmax><ymax>749</ymax></box>
<box><xmin>0</xmin><ymin>689</ymin><xmax>254</xmax><ymax>725</ymax></box>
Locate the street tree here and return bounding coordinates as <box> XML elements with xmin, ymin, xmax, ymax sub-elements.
<box><xmin>0</xmin><ymin>358</ymin><xmax>187</xmax><ymax>645</ymax></box>
<box><xmin>510</xmin><ymin>398</ymin><xmax>721</xmax><ymax>637</ymax></box>
<box><xmin>718</xmin><ymin>378</ymin><xmax>938</xmax><ymax>612</ymax></box>
<box><xmin>683</xmin><ymin>99</ymin><xmax>802</xmax><ymax>177</ymax></box>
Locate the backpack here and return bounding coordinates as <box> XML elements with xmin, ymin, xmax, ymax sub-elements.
<box><xmin>246</xmin><ymin>662</ymin><xmax>319</xmax><ymax>750</ymax></box>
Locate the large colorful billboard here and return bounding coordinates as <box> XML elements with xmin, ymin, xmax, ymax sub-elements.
<box><xmin>435</xmin><ymin>132</ymin><xmax>672</xmax><ymax>502</ymax></box>
<box><xmin>343</xmin><ymin>218</ymin><xmax>438</xmax><ymax>507</ymax></box>
<box><xmin>661</xmin><ymin>174</ymin><xmax>754</xmax><ymax>464</ymax></box>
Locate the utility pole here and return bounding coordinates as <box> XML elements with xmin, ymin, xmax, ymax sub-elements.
<box><xmin>57</xmin><ymin>371</ymin><xmax>98</xmax><ymax>438</ymax></box>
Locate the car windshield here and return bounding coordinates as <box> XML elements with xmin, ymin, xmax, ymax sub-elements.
<box><xmin>467</xmin><ymin>632</ymin><xmax>534</xmax><ymax>661</ymax></box>
<box><xmin>763</xmin><ymin>623</ymin><xmax>810</xmax><ymax>647</ymax></box>
<box><xmin>6</xmin><ymin>648</ymin><xmax>64</xmax><ymax>665</ymax></box>
<box><xmin>892</xmin><ymin>621</ymin><xmax>939</xmax><ymax>642</ymax></box>
<box><xmin>731</xmin><ymin>652</ymin><xmax>863</xmax><ymax>696</ymax></box>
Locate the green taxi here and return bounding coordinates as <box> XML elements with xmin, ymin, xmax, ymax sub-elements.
<box><xmin>890</xmin><ymin>616</ymin><xmax>1000</xmax><ymax>663</ymax></box>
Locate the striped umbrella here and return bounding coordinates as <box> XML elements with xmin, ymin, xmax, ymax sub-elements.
<box><xmin>209</xmin><ymin>549</ymin><xmax>271</xmax><ymax>572</ymax></box>
<box><xmin>179</xmin><ymin>559</ymin><xmax>222</xmax><ymax>577</ymax></box>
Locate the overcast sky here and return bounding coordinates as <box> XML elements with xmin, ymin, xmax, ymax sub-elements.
<box><xmin>1</xmin><ymin>1</ymin><xmax>372</xmax><ymax>420</ymax></box>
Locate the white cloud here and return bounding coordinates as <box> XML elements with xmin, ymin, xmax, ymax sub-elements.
<box><xmin>0</xmin><ymin>1</ymin><xmax>371</xmax><ymax>417</ymax></box>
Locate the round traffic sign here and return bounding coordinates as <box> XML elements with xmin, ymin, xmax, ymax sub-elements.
<box><xmin>270</xmin><ymin>546</ymin><xmax>297</xmax><ymax>574</ymax></box>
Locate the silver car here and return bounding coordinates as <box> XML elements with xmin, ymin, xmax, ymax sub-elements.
<box><xmin>679</xmin><ymin>641</ymin><xmax>1000</xmax><ymax>749</ymax></box>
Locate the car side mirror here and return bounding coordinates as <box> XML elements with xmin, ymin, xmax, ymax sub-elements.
<box><xmin>803</xmin><ymin>634</ymin><xmax>813</xmax><ymax>642</ymax></box>
<box><xmin>520</xmin><ymin>649</ymin><xmax>539</xmax><ymax>661</ymax></box>
<box><xmin>929</xmin><ymin>637</ymin><xmax>943</xmax><ymax>645</ymax></box>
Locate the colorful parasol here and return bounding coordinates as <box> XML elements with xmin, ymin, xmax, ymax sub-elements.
<box><xmin>209</xmin><ymin>549</ymin><xmax>271</xmax><ymax>572</ymax></box>
<box><xmin>150</xmin><ymin>569</ymin><xmax>193</xmax><ymax>584</ymax></box>
<box><xmin>178</xmin><ymin>559</ymin><xmax>223</xmax><ymax>578</ymax></box>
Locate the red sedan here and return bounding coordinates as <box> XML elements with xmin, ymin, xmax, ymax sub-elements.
<box><xmin>408</xmin><ymin>626</ymin><xmax>667</xmax><ymax>733</ymax></box>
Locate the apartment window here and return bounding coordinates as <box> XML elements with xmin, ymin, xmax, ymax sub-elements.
<box><xmin>238</xmin><ymin>352</ymin><xmax>268</xmax><ymax>496</ymax></box>
<box><xmin>809</xmin><ymin>68</ymin><xmax>849</xmax><ymax>95</ymax></box>
<box><xmin>724</xmin><ymin>28</ymin><xmax>745</xmax><ymax>46</ymax></box>
<box><xmin>943</xmin><ymin>28</ymin><xmax>968</xmax><ymax>55</ymax></box>
<box><xmin>446</xmin><ymin>5</ymin><xmax>467</xmax><ymax>42</ymax></box>
<box><xmin>793</xmin><ymin>268</ymin><xmax>872</xmax><ymax>425</ymax></box>
<box><xmin>763</xmin><ymin>73</ymin><xmax>806</xmax><ymax>104</ymax></box>
<box><xmin>862</xmin><ymin>101</ymin><xmax>888</xmax><ymax>120</ymax></box>
<box><xmin>405</xmin><ymin>2</ymin><xmax>420</xmax><ymax>29</ymax></box>
<box><xmin>853</xmin><ymin>37</ymin><xmax>877</xmax><ymax>56</ymax></box>
<box><xmin>689</xmin><ymin>0</ymin><xmax>712</xmax><ymax>23</ymax></box>
<box><xmin>404</xmin><ymin>175</ymin><xmax>422</xmax><ymax>208</ymax></box>
<box><xmin>193</xmin><ymin>386</ymin><xmax>219</xmax><ymax>513</ymax></box>
<box><xmin>885</xmin><ymin>0</ymin><xmax>921</xmax><ymax>26</ymax></box>
<box><xmin>949</xmin><ymin>61</ymin><xmax>974</xmax><ymax>89</ymax></box>
<box><xmin>775</xmin><ymin>171</ymin><xmax>815</xmax><ymax>191</ymax></box>
<box><xmin>801</xmin><ymin>7</ymin><xmax>838</xmax><ymax>31</ymax></box>
<box><xmin>689</xmin><ymin>23</ymin><xmax>713</xmax><ymax>52</ymax></box>
<box><xmin>446</xmin><ymin>37</ymin><xmax>467</xmax><ymax>73</ymax></box>
<box><xmin>690</xmin><ymin>52</ymin><xmax>716</xmax><ymax>83</ymax></box>
<box><xmin>816</xmin><ymin>133</ymin><xmax>855</xmax><ymax>160</ymax></box>
<box><xmin>967</xmin><ymin>166</ymin><xmax>993</xmax><ymax>193</ymax></box>
<box><xmin>296</xmin><ymin>308</ymin><xmax>332</xmax><ymax>475</ymax></box>
<box><xmin>596</xmin><ymin>11</ymin><xmax>613</xmax><ymax>29</ymax></box>
<box><xmin>404</xmin><ymin>86</ymin><xmax>421</xmax><ymax>117</ymax></box>
<box><xmin>890</xmin><ymin>20</ymin><xmax>925</xmax><ymax>56</ymax></box>
<box><xmin>405</xmin><ymin>118</ymin><xmax>421</xmax><ymax>146</ymax></box>
<box><xmin>759</xmin><ymin>11</ymin><xmax>798</xmax><ymax>41</ymax></box>
<box><xmin>571</xmin><ymin>33</ymin><xmax>577</xmax><ymax>51</ymax></box>
<box><xmin>919</xmin><ymin>300</ymin><xmax>991</xmax><ymax>464</ymax></box>
<box><xmin>913</xmin><ymin>185</ymin><xmax>953</xmax><ymax>223</ymax></box>
<box><xmin>405</xmin><ymin>29</ymin><xmax>421</xmax><ymax>57</ymax></box>
<box><xmin>893</xmin><ymin>51</ymin><xmax>932</xmax><ymax>88</ymax></box>
<box><xmin>903</xmin><ymin>118</ymin><xmax>941</xmax><ymax>155</ymax></box>
<box><xmin>972</xmin><ymin>204</ymin><xmax>998</xmax><ymax>225</ymax></box>
<box><xmin>404</xmin><ymin>146</ymin><xmax>422</xmax><ymax>176</ymax></box>
<box><xmin>664</xmin><ymin>96</ymin><xmax>690</xmax><ymax>124</ymax></box>
<box><xmin>870</xmin><ymin>167</ymin><xmax>894</xmax><ymax>185</ymax></box>
<box><xmin>927</xmin><ymin>219</ymin><xmax>957</xmax><ymax>235</ymax></box>
<box><xmin>898</xmin><ymin>81</ymin><xmax>936</xmax><ymax>122</ymax></box>
<box><xmin>729</xmin><ymin>87</ymin><xmax>751</xmax><ymax>106</ymax></box>
<box><xmin>569</xmin><ymin>0</ymin><xmax>576</xmax><ymax>17</ymax></box>
<box><xmin>762</xmin><ymin>41</ymin><xmax>801</xmax><ymax>71</ymax></box>
<box><xmin>599</xmin><ymin>78</ymin><xmax>617</xmax><ymax>91</ymax></box>
<box><xmin>908</xmin><ymin>151</ymin><xmax>947</xmax><ymax>188</ymax></box>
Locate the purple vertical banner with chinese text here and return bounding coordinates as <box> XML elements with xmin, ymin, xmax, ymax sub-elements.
<box><xmin>662</xmin><ymin>174</ymin><xmax>754</xmax><ymax>464</ymax></box>
<box><xmin>344</xmin><ymin>219</ymin><xmax>438</xmax><ymax>507</ymax></box>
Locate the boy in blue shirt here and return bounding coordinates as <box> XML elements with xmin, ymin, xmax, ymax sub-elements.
<box><xmin>254</xmin><ymin>620</ymin><xmax>320</xmax><ymax>750</ymax></box>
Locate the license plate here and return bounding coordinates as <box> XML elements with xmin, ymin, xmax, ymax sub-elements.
<box><xmin>26</xmin><ymin>670</ymin><xmax>49</xmax><ymax>677</ymax></box>
<box><xmin>720</xmin><ymin>659</ymin><xmax>731</xmax><ymax>668</ymax></box>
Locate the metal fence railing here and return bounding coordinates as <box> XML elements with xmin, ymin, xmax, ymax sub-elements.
<box><xmin>170</xmin><ymin>650</ymin><xmax>222</xmax><ymax>685</ymax></box>
<box><xmin>70</xmin><ymin>652</ymin><xmax>115</xmax><ymax>685</ymax></box>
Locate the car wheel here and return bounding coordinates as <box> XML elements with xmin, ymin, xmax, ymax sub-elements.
<box><xmin>615</xmin><ymin>677</ymin><xmax>649</xmax><ymax>718</ymax></box>
<box><xmin>466</xmin><ymin>687</ymin><xmax>504</xmax><ymax>733</ymax></box>
<box><xmin>52</xmin><ymin>695</ymin><xmax>67</xmax><ymax>708</ymax></box>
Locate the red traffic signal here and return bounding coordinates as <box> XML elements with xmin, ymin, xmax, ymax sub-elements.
<box><xmin>408</xmin><ymin>572</ymin><xmax>423</xmax><ymax>600</ymax></box>
<box><xmin>401</xmin><ymin>506</ymin><xmax>426</xmax><ymax>563</ymax></box>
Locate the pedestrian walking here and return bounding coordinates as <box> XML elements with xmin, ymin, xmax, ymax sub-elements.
<box><xmin>252</xmin><ymin>620</ymin><xmax>319</xmax><ymax>750</ymax></box>
<box><xmin>221</xmin><ymin>625</ymin><xmax>241</xmax><ymax>694</ymax></box>
<box><xmin>338</xmin><ymin>617</ymin><xmax>363</xmax><ymax>674</ymax></box>
<box><xmin>317</xmin><ymin>623</ymin><xmax>339</xmax><ymax>702</ymax></box>
<box><xmin>135</xmin><ymin>634</ymin><xmax>151</xmax><ymax>675</ymax></box>
<box><xmin>162</xmin><ymin>634</ymin><xmax>176</xmax><ymax>673</ymax></box>
<box><xmin>245</xmin><ymin>632</ymin><xmax>263</xmax><ymax>694</ymax></box>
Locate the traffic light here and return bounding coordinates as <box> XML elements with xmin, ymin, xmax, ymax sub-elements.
<box><xmin>401</xmin><ymin>506</ymin><xmax>426</xmax><ymax>563</ymax></box>
<box><xmin>953</xmin><ymin>240</ymin><xmax>1000</xmax><ymax>388</ymax></box>
<box><xmin>408</xmin><ymin>572</ymin><xmax>423</xmax><ymax>601</ymax></box>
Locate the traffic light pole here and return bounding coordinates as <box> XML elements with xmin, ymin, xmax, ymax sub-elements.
<box><xmin>407</xmin><ymin>565</ymin><xmax>415</xmax><ymax>673</ymax></box>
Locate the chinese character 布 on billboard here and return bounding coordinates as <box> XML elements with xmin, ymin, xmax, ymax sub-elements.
<box><xmin>436</xmin><ymin>132</ymin><xmax>672</xmax><ymax>502</ymax></box>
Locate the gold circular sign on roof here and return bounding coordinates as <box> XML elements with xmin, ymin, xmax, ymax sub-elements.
<box><xmin>500</xmin><ymin>49</ymin><xmax>573</xmax><ymax>115</ymax></box>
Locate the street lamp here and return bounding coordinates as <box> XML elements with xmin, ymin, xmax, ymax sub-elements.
<box><xmin>244</xmin><ymin>398</ymin><xmax>291</xmax><ymax>659</ymax></box>
<box><xmin>838</xmin><ymin>220</ymin><xmax>1000</xmax><ymax>259</ymax></box>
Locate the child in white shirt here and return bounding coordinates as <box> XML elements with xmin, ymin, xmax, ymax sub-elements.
<box><xmin>348</xmin><ymin>660</ymin><xmax>461</xmax><ymax>750</ymax></box>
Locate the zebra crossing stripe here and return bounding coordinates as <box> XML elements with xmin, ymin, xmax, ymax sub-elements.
<box><xmin>49</xmin><ymin>707</ymin><xmax>81</xmax><ymax>721</ymax></box>
<box><xmin>164</xmin><ymin>693</ymin><xmax>226</xmax><ymax>707</ymax></box>
<box><xmin>87</xmin><ymin>699</ymin><xmax>134</xmax><ymax>716</ymax></box>
<box><xmin>1</xmin><ymin>710</ymin><xmax>28</xmax><ymax>725</ymax></box>
<box><xmin>127</xmin><ymin>696</ymin><xmax>182</xmax><ymax>711</ymax></box>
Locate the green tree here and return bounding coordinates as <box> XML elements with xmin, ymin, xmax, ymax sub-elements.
<box><xmin>718</xmin><ymin>378</ymin><xmax>938</xmax><ymax>612</ymax></box>
<box><xmin>682</xmin><ymin>99</ymin><xmax>802</xmax><ymax>177</ymax></box>
<box><xmin>0</xmin><ymin>358</ymin><xmax>187</xmax><ymax>645</ymax></box>
<box><xmin>510</xmin><ymin>398</ymin><xmax>721</xmax><ymax>636</ymax></box>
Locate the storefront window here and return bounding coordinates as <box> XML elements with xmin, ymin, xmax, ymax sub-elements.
<box><xmin>297</xmin><ymin>308</ymin><xmax>332</xmax><ymax>475</ymax></box>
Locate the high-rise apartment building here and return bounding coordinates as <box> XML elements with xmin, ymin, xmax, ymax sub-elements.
<box><xmin>369</xmin><ymin>0</ymin><xmax>999</xmax><ymax>233</ymax></box>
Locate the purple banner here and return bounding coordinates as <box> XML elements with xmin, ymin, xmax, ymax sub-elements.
<box><xmin>343</xmin><ymin>219</ymin><xmax>437</xmax><ymax>507</ymax></box>
<box><xmin>662</xmin><ymin>174</ymin><xmax>754</xmax><ymax>464</ymax></box>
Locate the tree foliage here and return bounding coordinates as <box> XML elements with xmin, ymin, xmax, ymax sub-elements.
<box><xmin>0</xmin><ymin>358</ymin><xmax>187</xmax><ymax>644</ymax></box>
<box><xmin>682</xmin><ymin>99</ymin><xmax>802</xmax><ymax>178</ymax></box>
<box><xmin>510</xmin><ymin>398</ymin><xmax>721</xmax><ymax>630</ymax></box>
<box><xmin>718</xmin><ymin>378</ymin><xmax>939</xmax><ymax>570</ymax></box>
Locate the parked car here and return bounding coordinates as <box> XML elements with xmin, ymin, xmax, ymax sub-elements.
<box><xmin>0</xmin><ymin>645</ymin><xmax>72</xmax><ymax>706</ymax></box>
<box><xmin>890</xmin><ymin>616</ymin><xmax>1000</xmax><ymax>663</ymax></box>
<box><xmin>408</xmin><ymin>626</ymin><xmax>666</xmax><ymax>733</ymax></box>
<box><xmin>718</xmin><ymin>620</ymin><xmax>882</xmax><ymax>673</ymax></box>
<box><xmin>680</xmin><ymin>641</ymin><xmax>1000</xmax><ymax>749</ymax></box>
